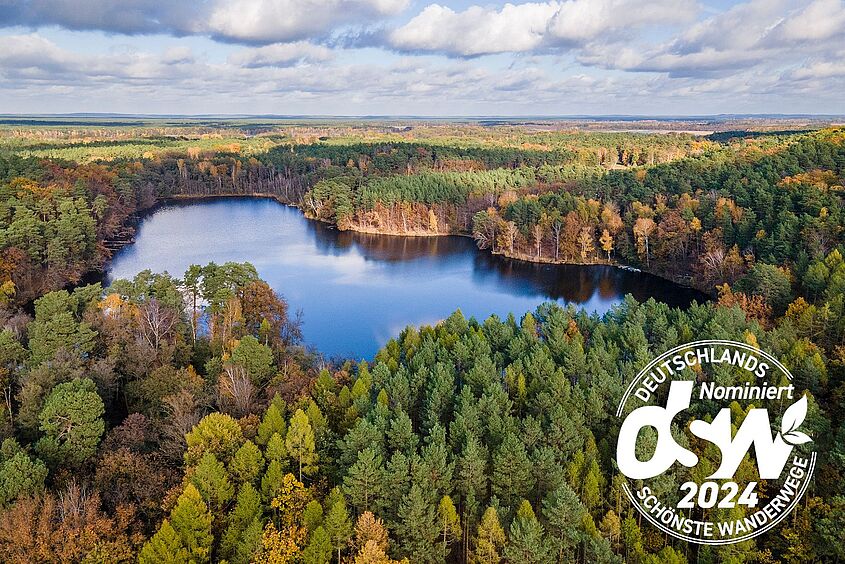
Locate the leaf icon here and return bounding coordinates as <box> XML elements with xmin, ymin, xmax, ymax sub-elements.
<box><xmin>783</xmin><ymin>430</ymin><xmax>812</xmax><ymax>445</ymax></box>
<box><xmin>780</xmin><ymin>395</ymin><xmax>811</xmax><ymax>446</ymax></box>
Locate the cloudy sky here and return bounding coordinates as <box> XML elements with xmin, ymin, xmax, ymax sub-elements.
<box><xmin>0</xmin><ymin>0</ymin><xmax>843</xmax><ymax>115</ymax></box>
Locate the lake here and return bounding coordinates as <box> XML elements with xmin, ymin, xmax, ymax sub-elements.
<box><xmin>105</xmin><ymin>198</ymin><xmax>706</xmax><ymax>359</ymax></box>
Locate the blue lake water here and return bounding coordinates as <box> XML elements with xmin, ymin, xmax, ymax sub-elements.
<box><xmin>105</xmin><ymin>198</ymin><xmax>705</xmax><ymax>359</ymax></box>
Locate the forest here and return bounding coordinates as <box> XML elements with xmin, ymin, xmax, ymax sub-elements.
<box><xmin>0</xmin><ymin>121</ymin><xmax>843</xmax><ymax>562</ymax></box>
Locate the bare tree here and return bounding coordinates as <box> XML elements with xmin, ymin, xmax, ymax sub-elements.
<box><xmin>218</xmin><ymin>364</ymin><xmax>256</xmax><ymax>418</ymax></box>
<box><xmin>137</xmin><ymin>298</ymin><xmax>178</xmax><ymax>353</ymax></box>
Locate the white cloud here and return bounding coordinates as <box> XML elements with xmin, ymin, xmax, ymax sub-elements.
<box><xmin>389</xmin><ymin>0</ymin><xmax>697</xmax><ymax>57</ymax></box>
<box><xmin>389</xmin><ymin>3</ymin><xmax>558</xmax><ymax>56</ymax></box>
<box><xmin>207</xmin><ymin>0</ymin><xmax>409</xmax><ymax>43</ymax></box>
<box><xmin>547</xmin><ymin>0</ymin><xmax>696</xmax><ymax>44</ymax></box>
<box><xmin>771</xmin><ymin>0</ymin><xmax>845</xmax><ymax>42</ymax></box>
<box><xmin>1</xmin><ymin>2</ymin><xmax>844</xmax><ymax>114</ymax></box>
<box><xmin>2</xmin><ymin>0</ymin><xmax>410</xmax><ymax>44</ymax></box>
<box><xmin>228</xmin><ymin>42</ymin><xmax>333</xmax><ymax>67</ymax></box>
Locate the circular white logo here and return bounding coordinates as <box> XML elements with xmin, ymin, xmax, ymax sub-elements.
<box><xmin>615</xmin><ymin>340</ymin><xmax>816</xmax><ymax>545</ymax></box>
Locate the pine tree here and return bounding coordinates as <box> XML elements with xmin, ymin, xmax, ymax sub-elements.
<box><xmin>229</xmin><ymin>440</ymin><xmax>265</xmax><ymax>485</ymax></box>
<box><xmin>323</xmin><ymin>489</ymin><xmax>353</xmax><ymax>563</ymax></box>
<box><xmin>257</xmin><ymin>403</ymin><xmax>286</xmax><ymax>447</ymax></box>
<box><xmin>36</xmin><ymin>378</ymin><xmax>105</xmax><ymax>466</ymax></box>
<box><xmin>397</xmin><ymin>484</ymin><xmax>439</xmax><ymax>563</ymax></box>
<box><xmin>343</xmin><ymin>446</ymin><xmax>384</xmax><ymax>513</ymax></box>
<box><xmin>491</xmin><ymin>432</ymin><xmax>533</xmax><ymax>508</ymax></box>
<box><xmin>387</xmin><ymin>410</ymin><xmax>418</xmax><ymax>454</ymax></box>
<box><xmin>286</xmin><ymin>408</ymin><xmax>318</xmax><ymax>481</ymax></box>
<box><xmin>191</xmin><ymin>452</ymin><xmax>234</xmax><ymax>514</ymax></box>
<box><xmin>419</xmin><ymin>425</ymin><xmax>454</xmax><ymax>500</ymax></box>
<box><xmin>139</xmin><ymin>520</ymin><xmax>190</xmax><ymax>564</ymax></box>
<box><xmin>261</xmin><ymin>459</ymin><xmax>285</xmax><ymax>503</ymax></box>
<box><xmin>303</xmin><ymin>500</ymin><xmax>324</xmax><ymax>532</ymax></box>
<box><xmin>472</xmin><ymin>506</ymin><xmax>505</xmax><ymax>564</ymax></box>
<box><xmin>503</xmin><ymin>500</ymin><xmax>550</xmax><ymax>564</ymax></box>
<box><xmin>169</xmin><ymin>483</ymin><xmax>214</xmax><ymax>563</ymax></box>
<box><xmin>0</xmin><ymin>451</ymin><xmax>48</xmax><ymax>506</ymax></box>
<box><xmin>302</xmin><ymin>526</ymin><xmax>333</xmax><ymax>564</ymax></box>
<box><xmin>541</xmin><ymin>484</ymin><xmax>585</xmax><ymax>562</ymax></box>
<box><xmin>457</xmin><ymin>434</ymin><xmax>487</xmax><ymax>502</ymax></box>
<box><xmin>220</xmin><ymin>483</ymin><xmax>263</xmax><ymax>562</ymax></box>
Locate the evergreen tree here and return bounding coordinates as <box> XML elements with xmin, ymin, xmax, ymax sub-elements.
<box><xmin>139</xmin><ymin>520</ymin><xmax>190</xmax><ymax>564</ymax></box>
<box><xmin>0</xmin><ymin>451</ymin><xmax>47</xmax><ymax>506</ymax></box>
<box><xmin>491</xmin><ymin>432</ymin><xmax>533</xmax><ymax>508</ymax></box>
<box><xmin>36</xmin><ymin>377</ymin><xmax>104</xmax><ymax>466</ymax></box>
<box><xmin>343</xmin><ymin>446</ymin><xmax>385</xmax><ymax>513</ymax></box>
<box><xmin>503</xmin><ymin>500</ymin><xmax>550</xmax><ymax>564</ymax></box>
<box><xmin>229</xmin><ymin>440</ymin><xmax>265</xmax><ymax>485</ymax></box>
<box><xmin>169</xmin><ymin>483</ymin><xmax>214</xmax><ymax>563</ymax></box>
<box><xmin>27</xmin><ymin>290</ymin><xmax>97</xmax><ymax>365</ymax></box>
<box><xmin>190</xmin><ymin>452</ymin><xmax>235</xmax><ymax>514</ymax></box>
<box><xmin>286</xmin><ymin>408</ymin><xmax>318</xmax><ymax>481</ymax></box>
<box><xmin>419</xmin><ymin>425</ymin><xmax>454</xmax><ymax>501</ymax></box>
<box><xmin>323</xmin><ymin>489</ymin><xmax>353</xmax><ymax>563</ymax></box>
<box><xmin>303</xmin><ymin>500</ymin><xmax>324</xmax><ymax>532</ymax></box>
<box><xmin>302</xmin><ymin>526</ymin><xmax>333</xmax><ymax>564</ymax></box>
<box><xmin>541</xmin><ymin>483</ymin><xmax>585</xmax><ymax>562</ymax></box>
<box><xmin>387</xmin><ymin>409</ymin><xmax>418</xmax><ymax>453</ymax></box>
<box><xmin>231</xmin><ymin>335</ymin><xmax>274</xmax><ymax>384</ymax></box>
<box><xmin>396</xmin><ymin>484</ymin><xmax>439</xmax><ymax>563</ymax></box>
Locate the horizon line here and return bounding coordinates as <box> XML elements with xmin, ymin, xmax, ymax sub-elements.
<box><xmin>2</xmin><ymin>112</ymin><xmax>845</xmax><ymax>121</ymax></box>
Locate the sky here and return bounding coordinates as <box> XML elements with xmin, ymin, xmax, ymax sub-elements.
<box><xmin>0</xmin><ymin>0</ymin><xmax>843</xmax><ymax>116</ymax></box>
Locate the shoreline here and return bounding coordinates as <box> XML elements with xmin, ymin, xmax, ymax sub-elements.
<box><xmin>98</xmin><ymin>192</ymin><xmax>710</xmax><ymax>296</ymax></box>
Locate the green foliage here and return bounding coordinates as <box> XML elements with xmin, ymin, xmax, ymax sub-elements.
<box><xmin>220</xmin><ymin>483</ymin><xmax>263</xmax><ymax>563</ymax></box>
<box><xmin>302</xmin><ymin>525</ymin><xmax>333</xmax><ymax>564</ymax></box>
<box><xmin>323</xmin><ymin>489</ymin><xmax>353</xmax><ymax>563</ymax></box>
<box><xmin>229</xmin><ymin>440</ymin><xmax>265</xmax><ymax>485</ymax></box>
<box><xmin>231</xmin><ymin>335</ymin><xmax>274</xmax><ymax>385</ymax></box>
<box><xmin>0</xmin><ymin>450</ymin><xmax>47</xmax><ymax>506</ymax></box>
<box><xmin>168</xmin><ymin>483</ymin><xmax>214</xmax><ymax>563</ymax></box>
<box><xmin>27</xmin><ymin>289</ymin><xmax>97</xmax><ymax>365</ymax></box>
<box><xmin>343</xmin><ymin>446</ymin><xmax>384</xmax><ymax>514</ymax></box>
<box><xmin>185</xmin><ymin>413</ymin><xmax>245</xmax><ymax>466</ymax></box>
<box><xmin>257</xmin><ymin>403</ymin><xmax>287</xmax><ymax>447</ymax></box>
<box><xmin>2</xmin><ymin>127</ymin><xmax>845</xmax><ymax>563</ymax></box>
<box><xmin>505</xmin><ymin>500</ymin><xmax>551</xmax><ymax>564</ymax></box>
<box><xmin>190</xmin><ymin>452</ymin><xmax>235</xmax><ymax>513</ymax></box>
<box><xmin>139</xmin><ymin>520</ymin><xmax>191</xmax><ymax>564</ymax></box>
<box><xmin>286</xmin><ymin>408</ymin><xmax>318</xmax><ymax>481</ymax></box>
<box><xmin>397</xmin><ymin>484</ymin><xmax>439</xmax><ymax>563</ymax></box>
<box><xmin>36</xmin><ymin>377</ymin><xmax>104</xmax><ymax>466</ymax></box>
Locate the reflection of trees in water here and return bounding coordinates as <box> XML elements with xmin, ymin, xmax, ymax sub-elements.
<box><xmin>307</xmin><ymin>216</ymin><xmax>471</xmax><ymax>263</ymax></box>
<box><xmin>471</xmin><ymin>253</ymin><xmax>604</xmax><ymax>303</ymax></box>
<box><xmin>472</xmin><ymin>252</ymin><xmax>705</xmax><ymax>306</ymax></box>
<box><xmin>297</xmin><ymin>204</ymin><xmax>706</xmax><ymax>307</ymax></box>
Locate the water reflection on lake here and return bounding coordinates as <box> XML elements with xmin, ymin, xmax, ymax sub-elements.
<box><xmin>106</xmin><ymin>198</ymin><xmax>705</xmax><ymax>359</ymax></box>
